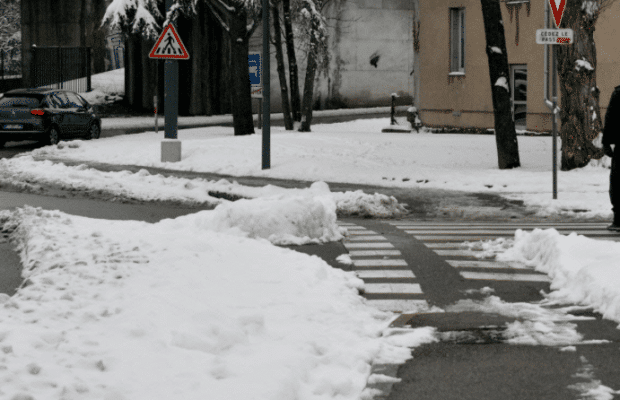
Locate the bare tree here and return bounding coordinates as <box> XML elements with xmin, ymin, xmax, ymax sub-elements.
<box><xmin>555</xmin><ymin>0</ymin><xmax>617</xmax><ymax>170</ymax></box>
<box><xmin>272</xmin><ymin>1</ymin><xmax>294</xmax><ymax>130</ymax></box>
<box><xmin>282</xmin><ymin>0</ymin><xmax>302</xmax><ymax>122</ymax></box>
<box><xmin>479</xmin><ymin>0</ymin><xmax>521</xmax><ymax>169</ymax></box>
<box><xmin>297</xmin><ymin>0</ymin><xmax>329</xmax><ymax>132</ymax></box>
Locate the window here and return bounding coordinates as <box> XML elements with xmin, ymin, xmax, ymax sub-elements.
<box><xmin>46</xmin><ymin>94</ymin><xmax>62</xmax><ymax>109</ymax></box>
<box><xmin>450</xmin><ymin>8</ymin><xmax>466</xmax><ymax>73</ymax></box>
<box><xmin>510</xmin><ymin>65</ymin><xmax>528</xmax><ymax>129</ymax></box>
<box><xmin>54</xmin><ymin>92</ymin><xmax>70</xmax><ymax>109</ymax></box>
<box><xmin>64</xmin><ymin>92</ymin><xmax>85</xmax><ymax>109</ymax></box>
<box><xmin>0</xmin><ymin>97</ymin><xmax>40</xmax><ymax>108</ymax></box>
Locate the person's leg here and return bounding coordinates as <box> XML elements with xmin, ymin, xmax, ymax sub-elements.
<box><xmin>609</xmin><ymin>149</ymin><xmax>620</xmax><ymax>230</ymax></box>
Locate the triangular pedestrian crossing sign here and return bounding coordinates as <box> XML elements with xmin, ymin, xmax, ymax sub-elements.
<box><xmin>149</xmin><ymin>24</ymin><xmax>190</xmax><ymax>59</ymax></box>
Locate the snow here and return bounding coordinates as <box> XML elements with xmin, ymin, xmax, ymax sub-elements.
<box><xmin>2</xmin><ymin>66</ymin><xmax>620</xmax><ymax>398</ymax></box>
<box><xmin>497</xmin><ymin>228</ymin><xmax>620</xmax><ymax>325</ymax></box>
<box><xmin>16</xmin><ymin>115</ymin><xmax>614</xmax><ymax>219</ymax></box>
<box><xmin>0</xmin><ymin>206</ymin><xmax>438</xmax><ymax>399</ymax></box>
<box><xmin>581</xmin><ymin>0</ymin><xmax>599</xmax><ymax>17</ymax></box>
<box><xmin>495</xmin><ymin>77</ymin><xmax>509</xmax><ymax>91</ymax></box>
<box><xmin>0</xmin><ymin>155</ymin><xmax>407</xmax><ymax>219</ymax></box>
<box><xmin>575</xmin><ymin>59</ymin><xmax>594</xmax><ymax>71</ymax></box>
<box><xmin>336</xmin><ymin>254</ymin><xmax>353</xmax><ymax>265</ymax></box>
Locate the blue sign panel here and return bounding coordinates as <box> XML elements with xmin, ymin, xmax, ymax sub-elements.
<box><xmin>248</xmin><ymin>53</ymin><xmax>261</xmax><ymax>85</ymax></box>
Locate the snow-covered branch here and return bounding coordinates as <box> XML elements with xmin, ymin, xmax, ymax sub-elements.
<box><xmin>101</xmin><ymin>0</ymin><xmax>162</xmax><ymax>38</ymax></box>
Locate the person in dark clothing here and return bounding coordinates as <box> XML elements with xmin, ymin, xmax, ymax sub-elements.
<box><xmin>602</xmin><ymin>85</ymin><xmax>620</xmax><ymax>231</ymax></box>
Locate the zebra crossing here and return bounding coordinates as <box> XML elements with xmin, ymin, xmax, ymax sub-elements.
<box><xmin>388</xmin><ymin>220</ymin><xmax>619</xmax><ymax>283</ymax></box>
<box><xmin>337</xmin><ymin>222</ymin><xmax>429</xmax><ymax>313</ymax></box>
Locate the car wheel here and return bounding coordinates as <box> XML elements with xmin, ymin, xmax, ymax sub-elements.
<box><xmin>86</xmin><ymin>124</ymin><xmax>100</xmax><ymax>140</ymax></box>
<box><xmin>48</xmin><ymin>127</ymin><xmax>60</xmax><ymax>145</ymax></box>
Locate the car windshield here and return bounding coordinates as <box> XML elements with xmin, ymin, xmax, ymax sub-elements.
<box><xmin>0</xmin><ymin>97</ymin><xmax>41</xmax><ymax>108</ymax></box>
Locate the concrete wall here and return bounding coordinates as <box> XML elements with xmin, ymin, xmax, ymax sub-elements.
<box><xmin>249</xmin><ymin>0</ymin><xmax>416</xmax><ymax>113</ymax></box>
<box><xmin>419</xmin><ymin>0</ymin><xmax>620</xmax><ymax>132</ymax></box>
<box><xmin>20</xmin><ymin>0</ymin><xmax>110</xmax><ymax>87</ymax></box>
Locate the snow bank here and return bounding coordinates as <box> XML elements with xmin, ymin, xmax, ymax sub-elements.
<box><xmin>159</xmin><ymin>182</ymin><xmax>344</xmax><ymax>245</ymax></box>
<box><xmin>80</xmin><ymin>88</ymin><xmax>123</xmax><ymax>105</ymax></box>
<box><xmin>497</xmin><ymin>229</ymin><xmax>620</xmax><ymax>325</ymax></box>
<box><xmin>0</xmin><ymin>207</ymin><xmax>437</xmax><ymax>400</ymax></box>
<box><xmin>1</xmin><ymin>155</ymin><xmax>408</xmax><ymax>218</ymax></box>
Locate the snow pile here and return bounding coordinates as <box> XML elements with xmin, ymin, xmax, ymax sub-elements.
<box><xmin>0</xmin><ymin>155</ymin><xmax>223</xmax><ymax>206</ymax></box>
<box><xmin>332</xmin><ymin>190</ymin><xmax>408</xmax><ymax>218</ymax></box>
<box><xmin>160</xmin><ymin>182</ymin><xmax>344</xmax><ymax>245</ymax></box>
<box><xmin>0</xmin><ymin>207</ymin><xmax>437</xmax><ymax>400</ymax></box>
<box><xmin>497</xmin><ymin>228</ymin><xmax>620</xmax><ymax>324</ymax></box>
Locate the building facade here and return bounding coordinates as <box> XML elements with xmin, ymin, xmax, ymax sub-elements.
<box><xmin>415</xmin><ymin>0</ymin><xmax>620</xmax><ymax>132</ymax></box>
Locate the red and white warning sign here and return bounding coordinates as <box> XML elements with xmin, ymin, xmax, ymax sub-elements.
<box><xmin>549</xmin><ymin>0</ymin><xmax>567</xmax><ymax>28</ymax></box>
<box><xmin>149</xmin><ymin>24</ymin><xmax>190</xmax><ymax>59</ymax></box>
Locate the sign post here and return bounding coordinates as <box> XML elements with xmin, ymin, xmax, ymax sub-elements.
<box><xmin>149</xmin><ymin>3</ymin><xmax>190</xmax><ymax>163</ymax></box>
<box><xmin>262</xmin><ymin>0</ymin><xmax>270</xmax><ymax>170</ymax></box>
<box><xmin>539</xmin><ymin>0</ymin><xmax>570</xmax><ymax>200</ymax></box>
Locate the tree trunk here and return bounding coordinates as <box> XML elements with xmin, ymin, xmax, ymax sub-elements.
<box><xmin>282</xmin><ymin>0</ymin><xmax>301</xmax><ymax>122</ymax></box>
<box><xmin>298</xmin><ymin>26</ymin><xmax>319</xmax><ymax>132</ymax></box>
<box><xmin>272</xmin><ymin>3</ymin><xmax>294</xmax><ymax>130</ymax></box>
<box><xmin>229</xmin><ymin>8</ymin><xmax>255</xmax><ymax>136</ymax></box>
<box><xmin>556</xmin><ymin>0</ymin><xmax>604</xmax><ymax>171</ymax></box>
<box><xmin>479</xmin><ymin>0</ymin><xmax>521</xmax><ymax>169</ymax></box>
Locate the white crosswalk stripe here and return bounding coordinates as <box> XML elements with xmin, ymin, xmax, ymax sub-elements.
<box><xmin>338</xmin><ymin>222</ymin><xmax>430</xmax><ymax>313</ymax></box>
<box><xmin>347</xmin><ymin>235</ymin><xmax>389</xmax><ymax>241</ymax></box>
<box><xmin>353</xmin><ymin>259</ymin><xmax>409</xmax><ymax>267</ymax></box>
<box><xmin>344</xmin><ymin>242</ymin><xmax>395</xmax><ymax>249</ymax></box>
<box><xmin>388</xmin><ymin>221</ymin><xmax>618</xmax><ymax>282</ymax></box>
<box><xmin>349</xmin><ymin>250</ymin><xmax>402</xmax><ymax>256</ymax></box>
<box><xmin>347</xmin><ymin>230</ymin><xmax>379</xmax><ymax>235</ymax></box>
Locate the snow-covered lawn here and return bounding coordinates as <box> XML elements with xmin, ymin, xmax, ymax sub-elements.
<box><xmin>18</xmin><ymin>118</ymin><xmax>613</xmax><ymax>219</ymax></box>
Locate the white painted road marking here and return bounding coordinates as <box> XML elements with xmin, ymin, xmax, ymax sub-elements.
<box><xmin>460</xmin><ymin>271</ymin><xmax>551</xmax><ymax>282</ymax></box>
<box><xmin>349</xmin><ymin>250</ymin><xmax>402</xmax><ymax>256</ymax></box>
<box><xmin>346</xmin><ymin>235</ymin><xmax>389</xmax><ymax>241</ymax></box>
<box><xmin>344</xmin><ymin>242</ymin><xmax>395</xmax><ymax>249</ymax></box>
<box><xmin>364</xmin><ymin>283</ymin><xmax>423</xmax><ymax>294</ymax></box>
<box><xmin>356</xmin><ymin>270</ymin><xmax>415</xmax><ymax>278</ymax></box>
<box><xmin>446</xmin><ymin>260</ymin><xmax>530</xmax><ymax>270</ymax></box>
<box><xmin>354</xmin><ymin>259</ymin><xmax>408</xmax><ymax>267</ymax></box>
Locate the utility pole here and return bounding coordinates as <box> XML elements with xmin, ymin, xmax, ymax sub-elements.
<box><xmin>262</xmin><ymin>0</ymin><xmax>271</xmax><ymax>169</ymax></box>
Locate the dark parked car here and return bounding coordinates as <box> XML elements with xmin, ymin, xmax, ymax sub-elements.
<box><xmin>0</xmin><ymin>88</ymin><xmax>101</xmax><ymax>148</ymax></box>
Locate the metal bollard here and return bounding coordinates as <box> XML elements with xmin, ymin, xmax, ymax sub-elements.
<box><xmin>390</xmin><ymin>93</ymin><xmax>398</xmax><ymax>125</ymax></box>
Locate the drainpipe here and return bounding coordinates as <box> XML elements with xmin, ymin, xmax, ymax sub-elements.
<box><xmin>543</xmin><ymin>1</ymin><xmax>553</xmax><ymax>110</ymax></box>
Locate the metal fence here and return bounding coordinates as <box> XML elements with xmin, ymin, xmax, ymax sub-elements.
<box><xmin>31</xmin><ymin>46</ymin><xmax>91</xmax><ymax>93</ymax></box>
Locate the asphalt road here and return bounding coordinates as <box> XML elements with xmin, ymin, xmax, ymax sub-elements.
<box><xmin>341</xmin><ymin>217</ymin><xmax>620</xmax><ymax>400</ymax></box>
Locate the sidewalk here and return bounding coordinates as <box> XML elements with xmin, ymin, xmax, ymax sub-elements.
<box><xmin>100</xmin><ymin>105</ymin><xmax>410</xmax><ymax>136</ymax></box>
